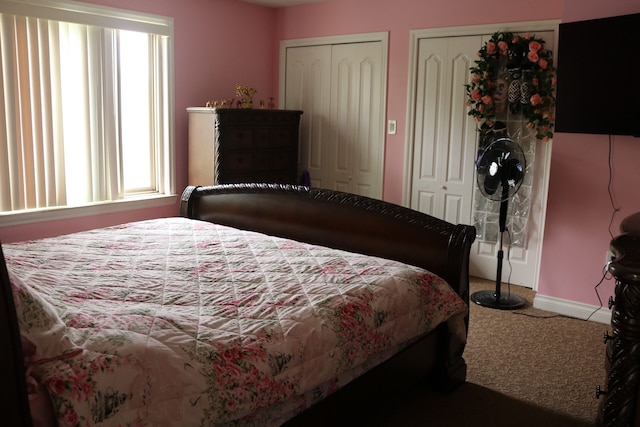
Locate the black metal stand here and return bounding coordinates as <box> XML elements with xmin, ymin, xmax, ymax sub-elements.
<box><xmin>470</xmin><ymin>188</ymin><xmax>525</xmax><ymax>310</ymax></box>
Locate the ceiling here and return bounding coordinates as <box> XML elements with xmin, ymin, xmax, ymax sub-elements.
<box><xmin>241</xmin><ymin>0</ymin><xmax>324</xmax><ymax>7</ymax></box>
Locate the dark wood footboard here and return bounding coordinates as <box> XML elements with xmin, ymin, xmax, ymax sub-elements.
<box><xmin>180</xmin><ymin>184</ymin><xmax>476</xmax><ymax>394</ymax></box>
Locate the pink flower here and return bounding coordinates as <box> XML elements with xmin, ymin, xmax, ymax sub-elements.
<box><xmin>46</xmin><ymin>377</ymin><xmax>67</xmax><ymax>396</ymax></box>
<box><xmin>512</xmin><ymin>36</ymin><xmax>520</xmax><ymax>43</ymax></box>
<box><xmin>481</xmin><ymin>95</ymin><xmax>492</xmax><ymax>105</ymax></box>
<box><xmin>486</xmin><ymin>41</ymin><xmax>497</xmax><ymax>55</ymax></box>
<box><xmin>527</xmin><ymin>51</ymin><xmax>539</xmax><ymax>63</ymax></box>
<box><xmin>538</xmin><ymin>58</ymin><xmax>548</xmax><ymax>70</ymax></box>
<box><xmin>471</xmin><ymin>89</ymin><xmax>481</xmax><ymax>101</ymax></box>
<box><xmin>530</xmin><ymin>93</ymin><xmax>543</xmax><ymax>106</ymax></box>
<box><xmin>498</xmin><ymin>41</ymin><xmax>509</xmax><ymax>55</ymax></box>
<box><xmin>532</xmin><ymin>78</ymin><xmax>539</xmax><ymax>86</ymax></box>
<box><xmin>472</xmin><ymin>75</ymin><xmax>481</xmax><ymax>83</ymax></box>
<box><xmin>529</xmin><ymin>40</ymin><xmax>542</xmax><ymax>52</ymax></box>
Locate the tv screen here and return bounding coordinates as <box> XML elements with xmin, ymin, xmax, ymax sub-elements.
<box><xmin>555</xmin><ymin>13</ymin><xmax>640</xmax><ymax>136</ymax></box>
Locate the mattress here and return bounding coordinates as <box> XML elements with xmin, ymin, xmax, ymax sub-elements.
<box><xmin>5</xmin><ymin>217</ymin><xmax>467</xmax><ymax>426</ymax></box>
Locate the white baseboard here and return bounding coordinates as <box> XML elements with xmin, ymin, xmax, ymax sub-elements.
<box><xmin>533</xmin><ymin>294</ymin><xmax>611</xmax><ymax>325</ymax></box>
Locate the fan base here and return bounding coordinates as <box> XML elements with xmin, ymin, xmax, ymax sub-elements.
<box><xmin>470</xmin><ymin>290</ymin><xmax>525</xmax><ymax>310</ymax></box>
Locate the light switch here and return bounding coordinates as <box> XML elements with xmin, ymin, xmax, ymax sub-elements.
<box><xmin>388</xmin><ymin>120</ymin><xmax>397</xmax><ymax>135</ymax></box>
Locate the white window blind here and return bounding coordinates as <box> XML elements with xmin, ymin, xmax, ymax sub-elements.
<box><xmin>0</xmin><ymin>0</ymin><xmax>174</xmax><ymax>215</ymax></box>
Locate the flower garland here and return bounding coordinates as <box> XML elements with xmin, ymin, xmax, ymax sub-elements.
<box><xmin>465</xmin><ymin>31</ymin><xmax>556</xmax><ymax>141</ymax></box>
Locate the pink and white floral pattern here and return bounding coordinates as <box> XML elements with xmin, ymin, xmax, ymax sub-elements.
<box><xmin>6</xmin><ymin>218</ymin><xmax>467</xmax><ymax>426</ymax></box>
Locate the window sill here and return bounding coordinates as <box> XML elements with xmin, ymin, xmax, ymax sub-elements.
<box><xmin>0</xmin><ymin>194</ymin><xmax>178</xmax><ymax>227</ymax></box>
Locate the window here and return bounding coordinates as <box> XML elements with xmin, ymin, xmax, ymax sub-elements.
<box><xmin>0</xmin><ymin>0</ymin><xmax>175</xmax><ymax>223</ymax></box>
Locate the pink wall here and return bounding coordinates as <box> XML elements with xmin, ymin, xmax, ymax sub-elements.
<box><xmin>2</xmin><ymin>0</ymin><xmax>639</xmax><ymax>309</ymax></box>
<box><xmin>274</xmin><ymin>0</ymin><xmax>640</xmax><ymax>308</ymax></box>
<box><xmin>538</xmin><ymin>0</ymin><xmax>640</xmax><ymax>305</ymax></box>
<box><xmin>275</xmin><ymin>0</ymin><xmax>561</xmax><ymax>205</ymax></box>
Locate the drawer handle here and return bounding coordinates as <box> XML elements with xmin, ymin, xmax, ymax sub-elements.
<box><xmin>603</xmin><ymin>331</ymin><xmax>615</xmax><ymax>344</ymax></box>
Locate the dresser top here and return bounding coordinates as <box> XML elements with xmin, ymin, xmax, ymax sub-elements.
<box><xmin>187</xmin><ymin>107</ymin><xmax>303</xmax><ymax>115</ymax></box>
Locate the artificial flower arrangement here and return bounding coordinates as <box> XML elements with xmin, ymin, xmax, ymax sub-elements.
<box><xmin>465</xmin><ymin>31</ymin><xmax>556</xmax><ymax>141</ymax></box>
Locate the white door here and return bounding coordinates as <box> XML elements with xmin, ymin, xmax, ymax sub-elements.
<box><xmin>406</xmin><ymin>23</ymin><xmax>556</xmax><ymax>290</ymax></box>
<box><xmin>284</xmin><ymin>45</ymin><xmax>332</xmax><ymax>188</ymax></box>
<box><xmin>408</xmin><ymin>35</ymin><xmax>478</xmax><ymax>225</ymax></box>
<box><xmin>328</xmin><ymin>43</ymin><xmax>384</xmax><ymax>197</ymax></box>
<box><xmin>282</xmin><ymin>35</ymin><xmax>387</xmax><ymax>199</ymax></box>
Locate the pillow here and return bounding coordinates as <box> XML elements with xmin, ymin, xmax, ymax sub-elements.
<box><xmin>9</xmin><ymin>271</ymin><xmax>77</xmax><ymax>358</ymax></box>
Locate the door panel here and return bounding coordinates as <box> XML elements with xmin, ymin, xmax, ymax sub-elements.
<box><xmin>468</xmin><ymin>30</ymin><xmax>555</xmax><ymax>287</ymax></box>
<box><xmin>284</xmin><ymin>45</ymin><xmax>332</xmax><ymax>187</ymax></box>
<box><xmin>410</xmin><ymin>36</ymin><xmax>477</xmax><ymax>225</ymax></box>
<box><xmin>329</xmin><ymin>43</ymin><xmax>383</xmax><ymax>198</ymax></box>
<box><xmin>408</xmin><ymin>25</ymin><xmax>555</xmax><ymax>290</ymax></box>
<box><xmin>285</xmin><ymin>39</ymin><xmax>384</xmax><ymax>199</ymax></box>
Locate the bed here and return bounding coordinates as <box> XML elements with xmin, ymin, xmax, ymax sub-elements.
<box><xmin>0</xmin><ymin>183</ymin><xmax>476</xmax><ymax>426</ymax></box>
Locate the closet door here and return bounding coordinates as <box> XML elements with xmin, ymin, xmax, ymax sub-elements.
<box><xmin>409</xmin><ymin>35</ymin><xmax>478</xmax><ymax>225</ymax></box>
<box><xmin>327</xmin><ymin>42</ymin><xmax>384</xmax><ymax>197</ymax></box>
<box><xmin>406</xmin><ymin>24</ymin><xmax>556</xmax><ymax>289</ymax></box>
<box><xmin>283</xmin><ymin>36</ymin><xmax>386</xmax><ymax>199</ymax></box>
<box><xmin>284</xmin><ymin>45</ymin><xmax>332</xmax><ymax>188</ymax></box>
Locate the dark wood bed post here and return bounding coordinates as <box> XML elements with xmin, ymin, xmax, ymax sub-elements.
<box><xmin>181</xmin><ymin>184</ymin><xmax>476</xmax><ymax>391</ymax></box>
<box><xmin>0</xmin><ymin>244</ymin><xmax>33</xmax><ymax>426</ymax></box>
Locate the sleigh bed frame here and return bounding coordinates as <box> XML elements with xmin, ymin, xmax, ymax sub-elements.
<box><xmin>1</xmin><ymin>184</ymin><xmax>476</xmax><ymax>426</ymax></box>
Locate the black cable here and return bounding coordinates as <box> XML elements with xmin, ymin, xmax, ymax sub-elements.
<box><xmin>585</xmin><ymin>262</ymin><xmax>610</xmax><ymax>322</ymax></box>
<box><xmin>607</xmin><ymin>134</ymin><xmax>620</xmax><ymax>238</ymax></box>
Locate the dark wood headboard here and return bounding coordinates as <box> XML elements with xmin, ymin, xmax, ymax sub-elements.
<box><xmin>180</xmin><ymin>184</ymin><xmax>476</xmax><ymax>304</ymax></box>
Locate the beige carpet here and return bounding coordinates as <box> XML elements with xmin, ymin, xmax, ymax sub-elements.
<box><xmin>465</xmin><ymin>277</ymin><xmax>605</xmax><ymax>424</ymax></box>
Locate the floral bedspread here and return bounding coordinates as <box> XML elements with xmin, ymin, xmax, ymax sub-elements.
<box><xmin>6</xmin><ymin>217</ymin><xmax>467</xmax><ymax>427</ymax></box>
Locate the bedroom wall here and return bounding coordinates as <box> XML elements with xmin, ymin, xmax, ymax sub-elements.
<box><xmin>0</xmin><ymin>0</ymin><xmax>277</xmax><ymax>242</ymax></box>
<box><xmin>273</xmin><ymin>0</ymin><xmax>640</xmax><ymax>310</ymax></box>
<box><xmin>537</xmin><ymin>0</ymin><xmax>640</xmax><ymax>308</ymax></box>
<box><xmin>2</xmin><ymin>0</ymin><xmax>639</xmax><ymax>313</ymax></box>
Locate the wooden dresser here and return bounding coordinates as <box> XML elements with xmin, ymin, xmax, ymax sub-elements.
<box><xmin>187</xmin><ymin>107</ymin><xmax>303</xmax><ymax>185</ymax></box>
<box><xmin>597</xmin><ymin>212</ymin><xmax>640</xmax><ymax>426</ymax></box>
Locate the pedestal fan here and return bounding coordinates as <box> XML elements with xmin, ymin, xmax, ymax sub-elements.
<box><xmin>471</xmin><ymin>136</ymin><xmax>526</xmax><ymax>310</ymax></box>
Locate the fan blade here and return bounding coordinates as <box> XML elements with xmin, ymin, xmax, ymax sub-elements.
<box><xmin>503</xmin><ymin>158</ymin><xmax>524</xmax><ymax>184</ymax></box>
<box><xmin>483</xmin><ymin>174</ymin><xmax>501</xmax><ymax>195</ymax></box>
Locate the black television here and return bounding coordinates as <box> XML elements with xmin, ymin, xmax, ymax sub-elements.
<box><xmin>555</xmin><ymin>13</ymin><xmax>640</xmax><ymax>137</ymax></box>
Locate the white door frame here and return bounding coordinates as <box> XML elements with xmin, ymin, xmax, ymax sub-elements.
<box><xmin>403</xmin><ymin>20</ymin><xmax>559</xmax><ymax>292</ymax></box>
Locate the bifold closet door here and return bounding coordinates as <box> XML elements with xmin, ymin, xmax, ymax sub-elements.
<box><xmin>284</xmin><ymin>41</ymin><xmax>384</xmax><ymax>199</ymax></box>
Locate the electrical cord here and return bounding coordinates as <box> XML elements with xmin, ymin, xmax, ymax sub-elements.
<box><xmin>585</xmin><ymin>262</ymin><xmax>611</xmax><ymax>322</ymax></box>
<box><xmin>607</xmin><ymin>134</ymin><xmax>620</xmax><ymax>238</ymax></box>
<box><xmin>505</xmin><ymin>226</ymin><xmax>513</xmax><ymax>299</ymax></box>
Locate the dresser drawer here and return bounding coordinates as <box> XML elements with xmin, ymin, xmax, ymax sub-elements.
<box><xmin>222</xmin><ymin>149</ymin><xmax>296</xmax><ymax>173</ymax></box>
<box><xmin>223</xmin><ymin>128</ymin><xmax>255</xmax><ymax>149</ymax></box>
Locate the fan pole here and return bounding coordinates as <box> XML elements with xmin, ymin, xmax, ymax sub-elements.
<box><xmin>471</xmin><ymin>190</ymin><xmax>526</xmax><ymax>310</ymax></box>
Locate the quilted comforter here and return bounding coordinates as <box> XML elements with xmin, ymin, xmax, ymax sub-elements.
<box><xmin>6</xmin><ymin>217</ymin><xmax>467</xmax><ymax>426</ymax></box>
